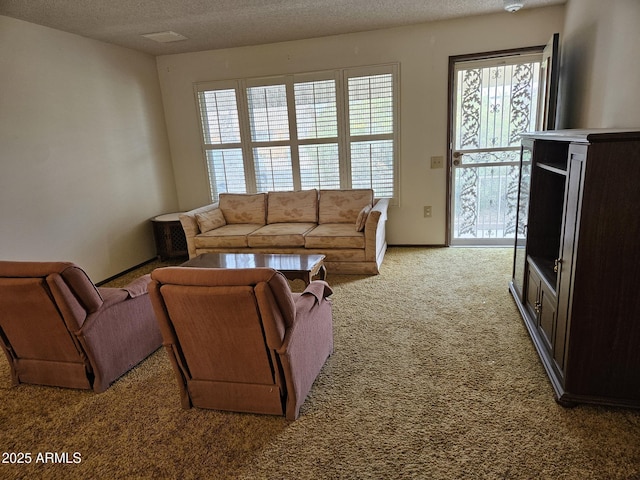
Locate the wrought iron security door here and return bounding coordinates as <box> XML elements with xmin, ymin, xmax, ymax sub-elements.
<box><xmin>450</xmin><ymin>53</ymin><xmax>542</xmax><ymax>245</ymax></box>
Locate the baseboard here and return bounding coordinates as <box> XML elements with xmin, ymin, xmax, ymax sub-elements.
<box><xmin>96</xmin><ymin>257</ymin><xmax>157</xmax><ymax>286</ymax></box>
<box><xmin>387</xmin><ymin>244</ymin><xmax>448</xmax><ymax>248</ymax></box>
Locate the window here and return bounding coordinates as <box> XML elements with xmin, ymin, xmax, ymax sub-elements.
<box><xmin>347</xmin><ymin>72</ymin><xmax>395</xmax><ymax>198</ymax></box>
<box><xmin>195</xmin><ymin>65</ymin><xmax>398</xmax><ymax>202</ymax></box>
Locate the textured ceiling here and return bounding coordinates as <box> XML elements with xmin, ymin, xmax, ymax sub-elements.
<box><xmin>0</xmin><ymin>0</ymin><xmax>565</xmax><ymax>56</ymax></box>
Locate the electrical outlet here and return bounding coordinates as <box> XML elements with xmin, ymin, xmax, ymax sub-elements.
<box><xmin>430</xmin><ymin>156</ymin><xmax>444</xmax><ymax>169</ymax></box>
<box><xmin>423</xmin><ymin>206</ymin><xmax>432</xmax><ymax>218</ymax></box>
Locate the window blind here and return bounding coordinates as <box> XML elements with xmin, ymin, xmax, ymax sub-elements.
<box><xmin>205</xmin><ymin>149</ymin><xmax>246</xmax><ymax>197</ymax></box>
<box><xmin>348</xmin><ymin>74</ymin><xmax>394</xmax><ymax>136</ymax></box>
<box><xmin>294</xmin><ymin>80</ymin><xmax>338</xmax><ymax>139</ymax></box>
<box><xmin>247</xmin><ymin>85</ymin><xmax>290</xmax><ymax>142</ymax></box>
<box><xmin>299</xmin><ymin>143</ymin><xmax>340</xmax><ymax>190</ymax></box>
<box><xmin>198</xmin><ymin>89</ymin><xmax>241</xmax><ymax>144</ymax></box>
<box><xmin>347</xmin><ymin>73</ymin><xmax>395</xmax><ymax>198</ymax></box>
<box><xmin>194</xmin><ymin>64</ymin><xmax>398</xmax><ymax>202</ymax></box>
<box><xmin>254</xmin><ymin>146</ymin><xmax>294</xmax><ymax>191</ymax></box>
<box><xmin>197</xmin><ymin>88</ymin><xmax>246</xmax><ymax>199</ymax></box>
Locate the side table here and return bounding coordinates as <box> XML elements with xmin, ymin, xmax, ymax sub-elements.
<box><xmin>151</xmin><ymin>213</ymin><xmax>188</xmax><ymax>260</ymax></box>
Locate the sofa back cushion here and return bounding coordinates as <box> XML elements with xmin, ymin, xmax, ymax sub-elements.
<box><xmin>318</xmin><ymin>189</ymin><xmax>374</xmax><ymax>224</ymax></box>
<box><xmin>219</xmin><ymin>193</ymin><xmax>266</xmax><ymax>225</ymax></box>
<box><xmin>267</xmin><ymin>189</ymin><xmax>318</xmax><ymax>224</ymax></box>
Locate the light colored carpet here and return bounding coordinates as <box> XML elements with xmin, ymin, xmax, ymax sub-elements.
<box><xmin>1</xmin><ymin>247</ymin><xmax>639</xmax><ymax>479</ymax></box>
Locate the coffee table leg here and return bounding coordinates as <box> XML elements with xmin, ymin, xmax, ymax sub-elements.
<box><xmin>283</xmin><ymin>272</ymin><xmax>309</xmax><ymax>286</ymax></box>
<box><xmin>280</xmin><ymin>261</ymin><xmax>326</xmax><ymax>286</ymax></box>
<box><xmin>317</xmin><ymin>264</ymin><xmax>327</xmax><ymax>281</ymax></box>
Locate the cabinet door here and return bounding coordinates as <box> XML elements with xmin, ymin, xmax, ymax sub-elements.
<box><xmin>525</xmin><ymin>265</ymin><xmax>540</xmax><ymax>320</ymax></box>
<box><xmin>539</xmin><ymin>286</ymin><xmax>556</xmax><ymax>353</ymax></box>
<box><xmin>525</xmin><ymin>261</ymin><xmax>557</xmax><ymax>354</ymax></box>
<box><xmin>512</xmin><ymin>141</ymin><xmax>533</xmax><ymax>300</ymax></box>
<box><xmin>554</xmin><ymin>145</ymin><xmax>586</xmax><ymax>371</ymax></box>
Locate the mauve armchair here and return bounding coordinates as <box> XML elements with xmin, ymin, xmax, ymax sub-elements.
<box><xmin>148</xmin><ymin>267</ymin><xmax>334</xmax><ymax>420</ymax></box>
<box><xmin>0</xmin><ymin>261</ymin><xmax>162</xmax><ymax>392</ymax></box>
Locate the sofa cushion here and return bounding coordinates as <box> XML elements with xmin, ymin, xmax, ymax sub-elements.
<box><xmin>304</xmin><ymin>224</ymin><xmax>366</xmax><ymax>249</ymax></box>
<box><xmin>196</xmin><ymin>208</ymin><xmax>226</xmax><ymax>233</ymax></box>
<box><xmin>248</xmin><ymin>223</ymin><xmax>316</xmax><ymax>248</ymax></box>
<box><xmin>318</xmin><ymin>189</ymin><xmax>374</xmax><ymax>224</ymax></box>
<box><xmin>219</xmin><ymin>193</ymin><xmax>266</xmax><ymax>225</ymax></box>
<box><xmin>194</xmin><ymin>224</ymin><xmax>264</xmax><ymax>249</ymax></box>
<box><xmin>267</xmin><ymin>189</ymin><xmax>318</xmax><ymax>224</ymax></box>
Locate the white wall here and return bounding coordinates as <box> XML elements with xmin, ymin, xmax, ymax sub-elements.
<box><xmin>0</xmin><ymin>16</ymin><xmax>178</xmax><ymax>281</ymax></box>
<box><xmin>157</xmin><ymin>6</ymin><xmax>565</xmax><ymax>246</ymax></box>
<box><xmin>557</xmin><ymin>0</ymin><xmax>640</xmax><ymax>129</ymax></box>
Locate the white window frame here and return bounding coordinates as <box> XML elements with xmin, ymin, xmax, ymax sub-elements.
<box><xmin>194</xmin><ymin>63</ymin><xmax>399</xmax><ymax>203</ymax></box>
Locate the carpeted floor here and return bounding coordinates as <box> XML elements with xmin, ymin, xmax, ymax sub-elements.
<box><xmin>1</xmin><ymin>247</ymin><xmax>639</xmax><ymax>479</ymax></box>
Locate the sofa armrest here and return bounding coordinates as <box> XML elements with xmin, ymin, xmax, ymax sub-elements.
<box><xmin>179</xmin><ymin>202</ymin><xmax>219</xmax><ymax>258</ymax></box>
<box><xmin>364</xmin><ymin>198</ymin><xmax>389</xmax><ymax>262</ymax></box>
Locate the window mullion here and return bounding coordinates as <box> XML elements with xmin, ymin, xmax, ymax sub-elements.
<box><xmin>336</xmin><ymin>70</ymin><xmax>351</xmax><ymax>189</ymax></box>
<box><xmin>348</xmin><ymin>133</ymin><xmax>394</xmax><ymax>143</ymax></box>
<box><xmin>286</xmin><ymin>77</ymin><xmax>301</xmax><ymax>190</ymax></box>
<box><xmin>297</xmin><ymin>137</ymin><xmax>339</xmax><ymax>146</ymax></box>
<box><xmin>237</xmin><ymin>80</ymin><xmax>257</xmax><ymax>193</ymax></box>
<box><xmin>202</xmin><ymin>142</ymin><xmax>243</xmax><ymax>150</ymax></box>
<box><xmin>197</xmin><ymin>94</ymin><xmax>213</xmax><ymax>146</ymax></box>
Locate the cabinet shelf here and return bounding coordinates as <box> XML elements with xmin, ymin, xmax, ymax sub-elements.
<box><xmin>537</xmin><ymin>162</ymin><xmax>567</xmax><ymax>176</ymax></box>
<box><xmin>527</xmin><ymin>256</ymin><xmax>557</xmax><ymax>293</ymax></box>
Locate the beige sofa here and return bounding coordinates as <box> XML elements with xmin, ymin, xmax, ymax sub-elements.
<box><xmin>179</xmin><ymin>189</ymin><xmax>388</xmax><ymax>274</ymax></box>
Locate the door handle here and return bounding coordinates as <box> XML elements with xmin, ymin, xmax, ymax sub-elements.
<box><xmin>452</xmin><ymin>151</ymin><xmax>463</xmax><ymax>166</ymax></box>
<box><xmin>554</xmin><ymin>258</ymin><xmax>562</xmax><ymax>273</ymax></box>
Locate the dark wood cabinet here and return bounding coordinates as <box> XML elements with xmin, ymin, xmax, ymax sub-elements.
<box><xmin>510</xmin><ymin>129</ymin><xmax>640</xmax><ymax>408</ymax></box>
<box><xmin>151</xmin><ymin>213</ymin><xmax>188</xmax><ymax>260</ymax></box>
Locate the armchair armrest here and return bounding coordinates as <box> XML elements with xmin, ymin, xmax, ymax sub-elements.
<box><xmin>277</xmin><ymin>281</ymin><xmax>333</xmax><ymax>354</ymax></box>
<box><xmin>277</xmin><ymin>280</ymin><xmax>334</xmax><ymax>420</ymax></box>
<box><xmin>96</xmin><ymin>274</ymin><xmax>150</xmax><ymax>310</ymax></box>
<box><xmin>78</xmin><ymin>286</ymin><xmax>161</xmax><ymax>392</ymax></box>
<box><xmin>298</xmin><ymin>280</ymin><xmax>333</xmax><ymax>303</ymax></box>
<box><xmin>120</xmin><ymin>274</ymin><xmax>151</xmax><ymax>298</ymax></box>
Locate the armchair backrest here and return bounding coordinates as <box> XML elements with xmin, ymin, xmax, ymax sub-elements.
<box><xmin>0</xmin><ymin>261</ymin><xmax>108</xmax><ymax>390</ymax></box>
<box><xmin>0</xmin><ymin>261</ymin><xmax>102</xmax><ymax>362</ymax></box>
<box><xmin>1</xmin><ymin>261</ymin><xmax>163</xmax><ymax>393</ymax></box>
<box><xmin>149</xmin><ymin>267</ymin><xmax>296</xmax><ymax>414</ymax></box>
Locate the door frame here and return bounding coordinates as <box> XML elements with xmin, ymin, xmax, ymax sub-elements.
<box><xmin>445</xmin><ymin>45</ymin><xmax>547</xmax><ymax>246</ymax></box>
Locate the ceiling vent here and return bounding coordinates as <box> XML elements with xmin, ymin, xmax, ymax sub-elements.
<box><xmin>504</xmin><ymin>0</ymin><xmax>525</xmax><ymax>12</ymax></box>
<box><xmin>141</xmin><ymin>31</ymin><xmax>188</xmax><ymax>43</ymax></box>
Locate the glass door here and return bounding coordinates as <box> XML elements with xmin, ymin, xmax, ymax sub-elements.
<box><xmin>512</xmin><ymin>140</ymin><xmax>533</xmax><ymax>299</ymax></box>
<box><xmin>449</xmin><ymin>53</ymin><xmax>543</xmax><ymax>245</ymax></box>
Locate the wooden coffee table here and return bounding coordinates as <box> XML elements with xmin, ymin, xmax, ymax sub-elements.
<box><xmin>181</xmin><ymin>253</ymin><xmax>326</xmax><ymax>286</ymax></box>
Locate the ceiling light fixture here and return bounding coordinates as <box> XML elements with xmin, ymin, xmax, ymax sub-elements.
<box><xmin>141</xmin><ymin>31</ymin><xmax>188</xmax><ymax>43</ymax></box>
<box><xmin>504</xmin><ymin>0</ymin><xmax>524</xmax><ymax>12</ymax></box>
